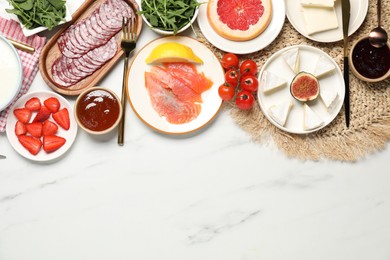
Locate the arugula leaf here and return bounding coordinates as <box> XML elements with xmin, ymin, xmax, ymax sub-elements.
<box><xmin>139</xmin><ymin>0</ymin><xmax>201</xmax><ymax>34</ymax></box>
<box><xmin>6</xmin><ymin>0</ymin><xmax>66</xmax><ymax>30</ymax></box>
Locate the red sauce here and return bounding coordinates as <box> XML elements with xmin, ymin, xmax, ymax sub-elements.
<box><xmin>352</xmin><ymin>38</ymin><xmax>390</xmax><ymax>79</ymax></box>
<box><xmin>77</xmin><ymin>89</ymin><xmax>120</xmax><ymax>132</ymax></box>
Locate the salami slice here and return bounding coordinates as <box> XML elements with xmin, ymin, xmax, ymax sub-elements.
<box><xmin>100</xmin><ymin>1</ymin><xmax>122</xmax><ymax>30</ymax></box>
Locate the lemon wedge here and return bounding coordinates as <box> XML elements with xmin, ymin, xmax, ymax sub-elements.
<box><xmin>145</xmin><ymin>42</ymin><xmax>203</xmax><ymax>64</ymax></box>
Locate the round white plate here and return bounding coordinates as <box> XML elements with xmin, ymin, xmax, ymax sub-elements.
<box><xmin>257</xmin><ymin>45</ymin><xmax>345</xmax><ymax>134</ymax></box>
<box><xmin>0</xmin><ymin>35</ymin><xmax>23</xmax><ymax>112</ymax></box>
<box><xmin>127</xmin><ymin>36</ymin><xmax>224</xmax><ymax>134</ymax></box>
<box><xmin>6</xmin><ymin>91</ymin><xmax>78</xmax><ymax>161</ymax></box>
<box><xmin>286</xmin><ymin>0</ymin><xmax>368</xmax><ymax>43</ymax></box>
<box><xmin>197</xmin><ymin>0</ymin><xmax>285</xmax><ymax>54</ymax></box>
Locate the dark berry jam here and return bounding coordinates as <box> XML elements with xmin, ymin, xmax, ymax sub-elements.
<box><xmin>352</xmin><ymin>38</ymin><xmax>390</xmax><ymax>79</ymax></box>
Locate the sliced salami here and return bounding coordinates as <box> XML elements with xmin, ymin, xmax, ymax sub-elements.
<box><xmin>85</xmin><ymin>18</ymin><xmax>108</xmax><ymax>41</ymax></box>
<box><xmin>87</xmin><ymin>37</ymin><xmax>117</xmax><ymax>64</ymax></box>
<box><xmin>52</xmin><ymin>57</ymin><xmax>79</xmax><ymax>87</ymax></box>
<box><xmin>53</xmin><ymin>0</ymin><xmax>133</xmax><ymax>88</ymax></box>
<box><xmin>74</xmin><ymin>57</ymin><xmax>100</xmax><ymax>74</ymax></box>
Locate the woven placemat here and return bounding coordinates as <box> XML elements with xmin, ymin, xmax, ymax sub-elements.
<box><xmin>197</xmin><ymin>0</ymin><xmax>390</xmax><ymax>161</ymax></box>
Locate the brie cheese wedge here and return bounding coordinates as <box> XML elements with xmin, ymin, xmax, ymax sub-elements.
<box><xmin>282</xmin><ymin>48</ymin><xmax>300</xmax><ymax>73</ymax></box>
<box><xmin>320</xmin><ymin>87</ymin><xmax>339</xmax><ymax>112</ymax></box>
<box><xmin>303</xmin><ymin>103</ymin><xmax>324</xmax><ymax>130</ymax></box>
<box><xmin>302</xmin><ymin>6</ymin><xmax>338</xmax><ymax>35</ymax></box>
<box><xmin>268</xmin><ymin>100</ymin><xmax>293</xmax><ymax>126</ymax></box>
<box><xmin>260</xmin><ymin>70</ymin><xmax>287</xmax><ymax>93</ymax></box>
<box><xmin>314</xmin><ymin>55</ymin><xmax>335</xmax><ymax>77</ymax></box>
<box><xmin>300</xmin><ymin>0</ymin><xmax>335</xmax><ymax>8</ymax></box>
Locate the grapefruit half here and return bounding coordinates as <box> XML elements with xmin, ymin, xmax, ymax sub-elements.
<box><xmin>207</xmin><ymin>0</ymin><xmax>272</xmax><ymax>41</ymax></box>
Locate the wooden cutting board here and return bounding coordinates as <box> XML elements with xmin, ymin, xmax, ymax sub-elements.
<box><xmin>39</xmin><ymin>0</ymin><xmax>142</xmax><ymax>96</ymax></box>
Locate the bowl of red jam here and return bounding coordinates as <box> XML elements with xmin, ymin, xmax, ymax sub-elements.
<box><xmin>349</xmin><ymin>37</ymin><xmax>390</xmax><ymax>82</ymax></box>
<box><xmin>75</xmin><ymin>87</ymin><xmax>122</xmax><ymax>135</ymax></box>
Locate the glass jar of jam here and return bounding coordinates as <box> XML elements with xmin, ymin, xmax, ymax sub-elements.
<box><xmin>75</xmin><ymin>87</ymin><xmax>122</xmax><ymax>134</ymax></box>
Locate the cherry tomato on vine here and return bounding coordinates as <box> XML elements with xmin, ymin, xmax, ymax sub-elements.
<box><xmin>240</xmin><ymin>74</ymin><xmax>259</xmax><ymax>92</ymax></box>
<box><xmin>235</xmin><ymin>91</ymin><xmax>255</xmax><ymax>110</ymax></box>
<box><xmin>218</xmin><ymin>82</ymin><xmax>235</xmax><ymax>101</ymax></box>
<box><xmin>225</xmin><ymin>69</ymin><xmax>239</xmax><ymax>87</ymax></box>
<box><xmin>221</xmin><ymin>53</ymin><xmax>239</xmax><ymax>70</ymax></box>
<box><xmin>240</xmin><ymin>59</ymin><xmax>257</xmax><ymax>76</ymax></box>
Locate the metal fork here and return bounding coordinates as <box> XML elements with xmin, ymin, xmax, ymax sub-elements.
<box><xmin>118</xmin><ymin>17</ymin><xmax>137</xmax><ymax>146</ymax></box>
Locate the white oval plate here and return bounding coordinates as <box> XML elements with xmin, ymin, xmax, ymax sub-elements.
<box><xmin>257</xmin><ymin>45</ymin><xmax>345</xmax><ymax>134</ymax></box>
<box><xmin>197</xmin><ymin>0</ymin><xmax>285</xmax><ymax>54</ymax></box>
<box><xmin>286</xmin><ymin>0</ymin><xmax>368</xmax><ymax>43</ymax></box>
<box><xmin>0</xmin><ymin>35</ymin><xmax>23</xmax><ymax>112</ymax></box>
<box><xmin>6</xmin><ymin>91</ymin><xmax>78</xmax><ymax>161</ymax></box>
<box><xmin>127</xmin><ymin>36</ymin><xmax>224</xmax><ymax>134</ymax></box>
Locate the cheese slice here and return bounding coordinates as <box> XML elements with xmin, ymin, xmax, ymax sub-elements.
<box><xmin>314</xmin><ymin>55</ymin><xmax>335</xmax><ymax>77</ymax></box>
<box><xmin>268</xmin><ymin>100</ymin><xmax>293</xmax><ymax>126</ymax></box>
<box><xmin>261</xmin><ymin>70</ymin><xmax>287</xmax><ymax>93</ymax></box>
<box><xmin>302</xmin><ymin>6</ymin><xmax>338</xmax><ymax>35</ymax></box>
<box><xmin>320</xmin><ymin>87</ymin><xmax>339</xmax><ymax>112</ymax></box>
<box><xmin>282</xmin><ymin>48</ymin><xmax>300</xmax><ymax>73</ymax></box>
<box><xmin>303</xmin><ymin>103</ymin><xmax>324</xmax><ymax>130</ymax></box>
<box><xmin>300</xmin><ymin>0</ymin><xmax>335</xmax><ymax>8</ymax></box>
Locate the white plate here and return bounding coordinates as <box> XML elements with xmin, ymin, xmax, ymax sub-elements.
<box><xmin>257</xmin><ymin>45</ymin><xmax>345</xmax><ymax>134</ymax></box>
<box><xmin>0</xmin><ymin>35</ymin><xmax>22</xmax><ymax>112</ymax></box>
<box><xmin>6</xmin><ymin>91</ymin><xmax>78</xmax><ymax>161</ymax></box>
<box><xmin>197</xmin><ymin>0</ymin><xmax>285</xmax><ymax>54</ymax></box>
<box><xmin>286</xmin><ymin>0</ymin><xmax>368</xmax><ymax>43</ymax></box>
<box><xmin>127</xmin><ymin>36</ymin><xmax>224</xmax><ymax>134</ymax></box>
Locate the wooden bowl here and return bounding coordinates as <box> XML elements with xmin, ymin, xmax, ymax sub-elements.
<box><xmin>349</xmin><ymin>36</ymin><xmax>390</xmax><ymax>83</ymax></box>
<box><xmin>74</xmin><ymin>87</ymin><xmax>122</xmax><ymax>135</ymax></box>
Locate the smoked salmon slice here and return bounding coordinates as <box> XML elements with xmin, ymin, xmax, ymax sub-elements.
<box><xmin>150</xmin><ymin>66</ymin><xmax>202</xmax><ymax>103</ymax></box>
<box><xmin>162</xmin><ymin>62</ymin><xmax>213</xmax><ymax>94</ymax></box>
<box><xmin>145</xmin><ymin>72</ymin><xmax>202</xmax><ymax>124</ymax></box>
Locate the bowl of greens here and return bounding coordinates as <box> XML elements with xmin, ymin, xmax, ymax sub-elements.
<box><xmin>6</xmin><ymin>0</ymin><xmax>72</xmax><ymax>37</ymax></box>
<box><xmin>139</xmin><ymin>0</ymin><xmax>200</xmax><ymax>35</ymax></box>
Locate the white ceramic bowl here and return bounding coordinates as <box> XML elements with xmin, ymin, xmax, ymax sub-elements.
<box><xmin>141</xmin><ymin>2</ymin><xmax>199</xmax><ymax>35</ymax></box>
<box><xmin>0</xmin><ymin>35</ymin><xmax>23</xmax><ymax>112</ymax></box>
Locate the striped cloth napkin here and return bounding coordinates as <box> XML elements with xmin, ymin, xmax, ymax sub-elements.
<box><xmin>0</xmin><ymin>17</ymin><xmax>46</xmax><ymax>132</ymax></box>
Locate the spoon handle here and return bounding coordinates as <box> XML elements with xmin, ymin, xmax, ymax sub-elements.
<box><xmin>377</xmin><ymin>0</ymin><xmax>381</xmax><ymax>27</ymax></box>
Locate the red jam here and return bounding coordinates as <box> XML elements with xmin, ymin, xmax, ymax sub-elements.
<box><xmin>77</xmin><ymin>89</ymin><xmax>120</xmax><ymax>132</ymax></box>
<box><xmin>352</xmin><ymin>38</ymin><xmax>390</xmax><ymax>79</ymax></box>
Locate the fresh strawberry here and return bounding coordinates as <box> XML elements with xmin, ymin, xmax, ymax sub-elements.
<box><xmin>52</xmin><ymin>108</ymin><xmax>70</xmax><ymax>130</ymax></box>
<box><xmin>25</xmin><ymin>97</ymin><xmax>41</xmax><ymax>111</ymax></box>
<box><xmin>43</xmin><ymin>97</ymin><xmax>60</xmax><ymax>113</ymax></box>
<box><xmin>18</xmin><ymin>135</ymin><xmax>42</xmax><ymax>155</ymax></box>
<box><xmin>42</xmin><ymin>120</ymin><xmax>58</xmax><ymax>136</ymax></box>
<box><xmin>43</xmin><ymin>135</ymin><xmax>66</xmax><ymax>153</ymax></box>
<box><xmin>26</xmin><ymin>122</ymin><xmax>43</xmax><ymax>137</ymax></box>
<box><xmin>33</xmin><ymin>106</ymin><xmax>51</xmax><ymax>123</ymax></box>
<box><xmin>13</xmin><ymin>108</ymin><xmax>32</xmax><ymax>124</ymax></box>
<box><xmin>15</xmin><ymin>121</ymin><xmax>27</xmax><ymax>136</ymax></box>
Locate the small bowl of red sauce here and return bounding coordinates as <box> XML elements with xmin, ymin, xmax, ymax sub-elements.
<box><xmin>75</xmin><ymin>87</ymin><xmax>122</xmax><ymax>135</ymax></box>
<box><xmin>349</xmin><ymin>36</ymin><xmax>390</xmax><ymax>82</ymax></box>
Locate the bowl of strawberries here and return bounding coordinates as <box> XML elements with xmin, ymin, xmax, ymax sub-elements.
<box><xmin>6</xmin><ymin>91</ymin><xmax>77</xmax><ymax>162</ymax></box>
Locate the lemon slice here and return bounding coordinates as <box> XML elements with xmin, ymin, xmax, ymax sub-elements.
<box><xmin>145</xmin><ymin>42</ymin><xmax>203</xmax><ymax>64</ymax></box>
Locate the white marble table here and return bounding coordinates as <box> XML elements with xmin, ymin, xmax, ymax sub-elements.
<box><xmin>1</xmin><ymin>1</ymin><xmax>390</xmax><ymax>259</ymax></box>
